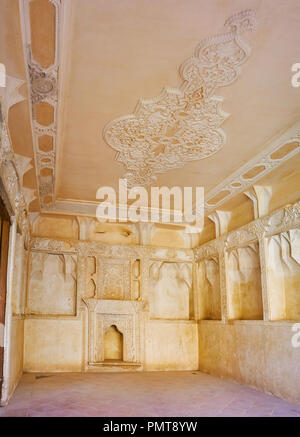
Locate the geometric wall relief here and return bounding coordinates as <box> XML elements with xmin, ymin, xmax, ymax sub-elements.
<box><xmin>149</xmin><ymin>261</ymin><xmax>193</xmax><ymax>320</ymax></box>
<box><xmin>226</xmin><ymin>241</ymin><xmax>263</xmax><ymax>321</ymax></box>
<box><xmin>19</xmin><ymin>0</ymin><xmax>63</xmax><ymax>208</ymax></box>
<box><xmin>98</xmin><ymin>258</ymin><xmax>131</xmax><ymax>300</ymax></box>
<box><xmin>197</xmin><ymin>257</ymin><xmax>221</xmax><ymax>320</ymax></box>
<box><xmin>83</xmin><ymin>255</ymin><xmax>142</xmax><ymax>301</ymax></box>
<box><xmin>27</xmin><ymin>251</ymin><xmax>77</xmax><ymax>316</ymax></box>
<box><xmin>131</xmin><ymin>259</ymin><xmax>141</xmax><ymax>301</ymax></box>
<box><xmin>104</xmin><ymin>10</ymin><xmax>257</xmax><ymax>187</ymax></box>
<box><xmin>85</xmin><ymin>256</ymin><xmax>97</xmax><ymax>299</ymax></box>
<box><xmin>12</xmin><ymin>233</ymin><xmax>28</xmax><ymax>316</ymax></box>
<box><xmin>266</xmin><ymin>229</ymin><xmax>300</xmax><ymax>321</ymax></box>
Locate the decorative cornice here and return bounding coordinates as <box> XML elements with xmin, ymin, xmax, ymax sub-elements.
<box><xmin>28</xmin><ymin>236</ymin><xmax>194</xmax><ymax>260</ymax></box>
<box><xmin>0</xmin><ymin>89</ymin><xmax>31</xmax><ymax>242</ymax></box>
<box><xmin>104</xmin><ymin>9</ymin><xmax>257</xmax><ymax>187</ymax></box>
<box><xmin>194</xmin><ymin>199</ymin><xmax>300</xmax><ymax>261</ymax></box>
<box><xmin>205</xmin><ymin>122</ymin><xmax>300</xmax><ymax>212</ymax></box>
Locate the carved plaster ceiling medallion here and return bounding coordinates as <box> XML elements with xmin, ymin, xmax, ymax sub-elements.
<box><xmin>29</xmin><ymin>62</ymin><xmax>57</xmax><ymax>105</ymax></box>
<box><xmin>104</xmin><ymin>10</ymin><xmax>257</xmax><ymax>187</ymax></box>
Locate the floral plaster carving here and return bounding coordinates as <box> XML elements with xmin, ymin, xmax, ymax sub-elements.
<box><xmin>19</xmin><ymin>0</ymin><xmax>63</xmax><ymax>207</ymax></box>
<box><xmin>104</xmin><ymin>9</ymin><xmax>257</xmax><ymax>187</ymax></box>
<box><xmin>28</xmin><ymin>62</ymin><xmax>58</xmax><ymax>106</ymax></box>
<box><xmin>29</xmin><ymin>237</ymin><xmax>77</xmax><ymax>253</ymax></box>
<box><xmin>225</xmin><ymin>229</ymin><xmax>257</xmax><ymax>249</ymax></box>
<box><xmin>98</xmin><ymin>258</ymin><xmax>131</xmax><ymax>300</ymax></box>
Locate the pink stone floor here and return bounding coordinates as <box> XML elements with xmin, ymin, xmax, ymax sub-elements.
<box><xmin>1</xmin><ymin>371</ymin><xmax>300</xmax><ymax>417</ymax></box>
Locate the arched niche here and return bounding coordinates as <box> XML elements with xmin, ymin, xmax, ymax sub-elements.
<box><xmin>104</xmin><ymin>325</ymin><xmax>123</xmax><ymax>361</ymax></box>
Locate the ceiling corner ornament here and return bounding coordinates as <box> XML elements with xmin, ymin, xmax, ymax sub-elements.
<box><xmin>104</xmin><ymin>9</ymin><xmax>257</xmax><ymax>187</ymax></box>
<box><xmin>19</xmin><ymin>0</ymin><xmax>63</xmax><ymax>209</ymax></box>
<box><xmin>204</xmin><ymin>122</ymin><xmax>300</xmax><ymax>213</ymax></box>
<box><xmin>0</xmin><ymin>99</ymin><xmax>31</xmax><ymax>243</ymax></box>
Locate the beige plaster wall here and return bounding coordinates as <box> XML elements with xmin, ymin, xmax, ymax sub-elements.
<box><xmin>27</xmin><ymin>252</ymin><xmax>77</xmax><ymax>316</ymax></box>
<box><xmin>23</xmin><ymin>318</ymin><xmax>199</xmax><ymax>373</ymax></box>
<box><xmin>145</xmin><ymin>320</ymin><xmax>198</xmax><ymax>371</ymax></box>
<box><xmin>23</xmin><ymin>318</ymin><xmax>83</xmax><ymax>372</ymax></box>
<box><xmin>227</xmin><ymin>242</ymin><xmax>263</xmax><ymax>320</ymax></box>
<box><xmin>266</xmin><ymin>229</ymin><xmax>300</xmax><ymax>321</ymax></box>
<box><xmin>2</xmin><ymin>231</ymin><xmax>27</xmax><ymax>406</ymax></box>
<box><xmin>6</xmin><ymin>317</ymin><xmax>24</xmax><ymax>400</ymax></box>
<box><xmin>32</xmin><ymin>215</ymin><xmax>79</xmax><ymax>240</ymax></box>
<box><xmin>198</xmin><ymin>321</ymin><xmax>300</xmax><ymax>404</ymax></box>
<box><xmin>149</xmin><ymin>261</ymin><xmax>192</xmax><ymax>320</ymax></box>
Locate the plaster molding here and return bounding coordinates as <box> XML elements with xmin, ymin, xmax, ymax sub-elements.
<box><xmin>43</xmin><ymin>118</ymin><xmax>300</xmax><ymax>223</ymax></box>
<box><xmin>194</xmin><ymin>199</ymin><xmax>300</xmax><ymax>261</ymax></box>
<box><xmin>205</xmin><ymin>122</ymin><xmax>300</xmax><ymax>212</ymax></box>
<box><xmin>19</xmin><ymin>0</ymin><xmax>64</xmax><ymax>208</ymax></box>
<box><xmin>208</xmin><ymin>210</ymin><xmax>232</xmax><ymax>237</ymax></box>
<box><xmin>245</xmin><ymin>185</ymin><xmax>273</xmax><ymax>219</ymax></box>
<box><xmin>104</xmin><ymin>9</ymin><xmax>256</xmax><ymax>187</ymax></box>
<box><xmin>29</xmin><ymin>236</ymin><xmax>193</xmax><ymax>262</ymax></box>
<box><xmin>0</xmin><ymin>102</ymin><xmax>31</xmax><ymax>241</ymax></box>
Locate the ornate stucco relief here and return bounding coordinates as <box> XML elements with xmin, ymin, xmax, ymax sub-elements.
<box><xmin>194</xmin><ymin>200</ymin><xmax>300</xmax><ymax>323</ymax></box>
<box><xmin>104</xmin><ymin>9</ymin><xmax>257</xmax><ymax>187</ymax></box>
<box><xmin>194</xmin><ymin>200</ymin><xmax>300</xmax><ymax>261</ymax></box>
<box><xmin>19</xmin><ymin>0</ymin><xmax>63</xmax><ymax>208</ymax></box>
<box><xmin>47</xmin><ymin>119</ymin><xmax>300</xmax><ymax>222</ymax></box>
<box><xmin>0</xmin><ymin>80</ymin><xmax>32</xmax><ymax>242</ymax></box>
<box><xmin>83</xmin><ymin>298</ymin><xmax>145</xmax><ymax>367</ymax></box>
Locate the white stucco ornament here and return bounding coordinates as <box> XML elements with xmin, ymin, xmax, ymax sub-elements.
<box><xmin>104</xmin><ymin>10</ymin><xmax>257</xmax><ymax>187</ymax></box>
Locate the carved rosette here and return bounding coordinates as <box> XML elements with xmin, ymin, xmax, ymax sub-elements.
<box><xmin>29</xmin><ymin>63</ymin><xmax>58</xmax><ymax>106</ymax></box>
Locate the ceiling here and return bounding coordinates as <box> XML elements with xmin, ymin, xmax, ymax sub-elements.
<box><xmin>1</xmin><ymin>0</ymin><xmax>300</xmax><ymax>221</ymax></box>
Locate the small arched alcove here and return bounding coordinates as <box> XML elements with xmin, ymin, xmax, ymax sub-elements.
<box><xmin>104</xmin><ymin>325</ymin><xmax>123</xmax><ymax>361</ymax></box>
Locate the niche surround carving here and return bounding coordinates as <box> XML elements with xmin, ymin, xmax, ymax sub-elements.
<box><xmin>83</xmin><ymin>298</ymin><xmax>146</xmax><ymax>370</ymax></box>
